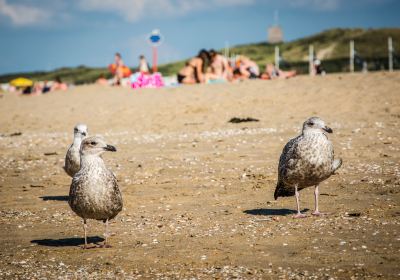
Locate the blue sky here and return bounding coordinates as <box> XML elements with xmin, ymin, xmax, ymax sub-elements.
<box><xmin>0</xmin><ymin>0</ymin><xmax>399</xmax><ymax>75</ymax></box>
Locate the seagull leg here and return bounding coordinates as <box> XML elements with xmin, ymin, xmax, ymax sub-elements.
<box><xmin>103</xmin><ymin>219</ymin><xmax>111</xmax><ymax>248</ymax></box>
<box><xmin>83</xmin><ymin>219</ymin><xmax>88</xmax><ymax>249</ymax></box>
<box><xmin>294</xmin><ymin>185</ymin><xmax>306</xmax><ymax>218</ymax></box>
<box><xmin>312</xmin><ymin>185</ymin><xmax>322</xmax><ymax>216</ymax></box>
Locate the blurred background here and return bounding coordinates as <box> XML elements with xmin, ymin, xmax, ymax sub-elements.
<box><xmin>0</xmin><ymin>0</ymin><xmax>399</xmax><ymax>83</ymax></box>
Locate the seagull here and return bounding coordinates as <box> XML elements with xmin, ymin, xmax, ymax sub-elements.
<box><xmin>274</xmin><ymin>117</ymin><xmax>342</xmax><ymax>218</ymax></box>
<box><xmin>64</xmin><ymin>123</ymin><xmax>88</xmax><ymax>177</ymax></box>
<box><xmin>68</xmin><ymin>136</ymin><xmax>122</xmax><ymax>248</ymax></box>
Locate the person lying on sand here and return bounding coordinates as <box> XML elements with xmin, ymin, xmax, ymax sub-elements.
<box><xmin>18</xmin><ymin>84</ymin><xmax>40</xmax><ymax>96</ymax></box>
<box><xmin>42</xmin><ymin>81</ymin><xmax>51</xmax><ymax>93</ymax></box>
<box><xmin>20</xmin><ymin>80</ymin><xmax>62</xmax><ymax>95</ymax></box>
<box><xmin>261</xmin><ymin>63</ymin><xmax>297</xmax><ymax>80</ymax></box>
<box><xmin>232</xmin><ymin>55</ymin><xmax>260</xmax><ymax>80</ymax></box>
<box><xmin>51</xmin><ymin>76</ymin><xmax>68</xmax><ymax>91</ymax></box>
<box><xmin>96</xmin><ymin>74</ymin><xmax>109</xmax><ymax>86</ymax></box>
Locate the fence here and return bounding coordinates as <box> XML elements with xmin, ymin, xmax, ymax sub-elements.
<box><xmin>270</xmin><ymin>37</ymin><xmax>398</xmax><ymax>75</ymax></box>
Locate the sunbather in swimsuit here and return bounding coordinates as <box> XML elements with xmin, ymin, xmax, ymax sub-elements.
<box><xmin>177</xmin><ymin>49</ymin><xmax>211</xmax><ymax>84</ymax></box>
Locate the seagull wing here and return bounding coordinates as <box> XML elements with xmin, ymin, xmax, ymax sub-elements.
<box><xmin>274</xmin><ymin>136</ymin><xmax>301</xmax><ymax>199</ymax></box>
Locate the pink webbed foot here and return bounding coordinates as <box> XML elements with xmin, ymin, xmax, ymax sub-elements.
<box><xmin>293</xmin><ymin>213</ymin><xmax>307</xmax><ymax>219</ymax></box>
<box><xmin>312</xmin><ymin>211</ymin><xmax>326</xmax><ymax>216</ymax></box>
<box><xmin>81</xmin><ymin>244</ymin><xmax>97</xmax><ymax>249</ymax></box>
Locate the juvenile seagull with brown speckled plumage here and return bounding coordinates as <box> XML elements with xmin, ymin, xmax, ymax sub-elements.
<box><xmin>64</xmin><ymin>123</ymin><xmax>88</xmax><ymax>177</ymax></box>
<box><xmin>274</xmin><ymin>117</ymin><xmax>342</xmax><ymax>218</ymax></box>
<box><xmin>69</xmin><ymin>136</ymin><xmax>122</xmax><ymax>248</ymax></box>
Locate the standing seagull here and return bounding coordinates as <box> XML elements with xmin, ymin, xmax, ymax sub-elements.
<box><xmin>274</xmin><ymin>117</ymin><xmax>342</xmax><ymax>218</ymax></box>
<box><xmin>64</xmin><ymin>123</ymin><xmax>88</xmax><ymax>177</ymax></box>
<box><xmin>69</xmin><ymin>136</ymin><xmax>122</xmax><ymax>248</ymax></box>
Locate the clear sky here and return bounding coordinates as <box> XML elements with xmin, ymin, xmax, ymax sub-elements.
<box><xmin>0</xmin><ymin>0</ymin><xmax>399</xmax><ymax>74</ymax></box>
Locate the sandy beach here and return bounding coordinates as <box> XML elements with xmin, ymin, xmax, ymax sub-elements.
<box><xmin>0</xmin><ymin>72</ymin><xmax>399</xmax><ymax>279</ymax></box>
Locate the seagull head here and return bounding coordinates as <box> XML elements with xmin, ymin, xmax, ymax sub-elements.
<box><xmin>73</xmin><ymin>123</ymin><xmax>88</xmax><ymax>140</ymax></box>
<box><xmin>80</xmin><ymin>136</ymin><xmax>117</xmax><ymax>156</ymax></box>
<box><xmin>302</xmin><ymin>117</ymin><xmax>333</xmax><ymax>135</ymax></box>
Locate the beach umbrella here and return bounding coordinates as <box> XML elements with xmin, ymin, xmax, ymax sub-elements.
<box><xmin>10</xmin><ymin>77</ymin><xmax>33</xmax><ymax>87</ymax></box>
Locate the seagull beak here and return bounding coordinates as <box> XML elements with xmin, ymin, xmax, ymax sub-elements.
<box><xmin>323</xmin><ymin>126</ymin><xmax>333</xmax><ymax>133</ymax></box>
<box><xmin>104</xmin><ymin>145</ymin><xmax>117</xmax><ymax>152</ymax></box>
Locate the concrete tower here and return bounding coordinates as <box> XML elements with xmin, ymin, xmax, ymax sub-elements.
<box><xmin>268</xmin><ymin>10</ymin><xmax>283</xmax><ymax>44</ymax></box>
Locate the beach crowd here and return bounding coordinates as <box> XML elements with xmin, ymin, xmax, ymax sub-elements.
<box><xmin>108</xmin><ymin>49</ymin><xmax>299</xmax><ymax>88</ymax></box>
<box><xmin>177</xmin><ymin>49</ymin><xmax>297</xmax><ymax>84</ymax></box>
<box><xmin>2</xmin><ymin>48</ymin><xmax>323</xmax><ymax>96</ymax></box>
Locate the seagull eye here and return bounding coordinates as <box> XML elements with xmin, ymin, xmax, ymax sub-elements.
<box><xmin>90</xmin><ymin>141</ymin><xmax>97</xmax><ymax>145</ymax></box>
<box><xmin>309</xmin><ymin>122</ymin><xmax>314</xmax><ymax>126</ymax></box>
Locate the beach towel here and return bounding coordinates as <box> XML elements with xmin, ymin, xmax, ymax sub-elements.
<box><xmin>130</xmin><ymin>72</ymin><xmax>164</xmax><ymax>89</ymax></box>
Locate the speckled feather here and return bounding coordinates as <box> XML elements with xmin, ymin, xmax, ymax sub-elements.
<box><xmin>274</xmin><ymin>119</ymin><xmax>342</xmax><ymax>199</ymax></box>
<box><xmin>69</xmin><ymin>154</ymin><xmax>122</xmax><ymax>221</ymax></box>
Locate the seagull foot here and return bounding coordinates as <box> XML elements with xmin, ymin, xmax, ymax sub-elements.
<box><xmin>312</xmin><ymin>211</ymin><xmax>325</xmax><ymax>216</ymax></box>
<box><xmin>100</xmin><ymin>244</ymin><xmax>112</xmax><ymax>248</ymax></box>
<box><xmin>81</xmin><ymin>244</ymin><xmax>97</xmax><ymax>249</ymax></box>
<box><xmin>293</xmin><ymin>213</ymin><xmax>307</xmax><ymax>219</ymax></box>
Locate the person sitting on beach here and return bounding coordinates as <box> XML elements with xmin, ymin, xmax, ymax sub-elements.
<box><xmin>138</xmin><ymin>55</ymin><xmax>150</xmax><ymax>74</ymax></box>
<box><xmin>312</xmin><ymin>59</ymin><xmax>326</xmax><ymax>76</ymax></box>
<box><xmin>51</xmin><ymin>76</ymin><xmax>68</xmax><ymax>91</ymax></box>
<box><xmin>177</xmin><ymin>49</ymin><xmax>211</xmax><ymax>84</ymax></box>
<box><xmin>209</xmin><ymin>49</ymin><xmax>232</xmax><ymax>81</ymax></box>
<box><xmin>109</xmin><ymin>52</ymin><xmax>132</xmax><ymax>85</ymax></box>
<box><xmin>114</xmin><ymin>52</ymin><xmax>124</xmax><ymax>85</ymax></box>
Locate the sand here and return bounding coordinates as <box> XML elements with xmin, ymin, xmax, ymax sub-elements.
<box><xmin>0</xmin><ymin>72</ymin><xmax>399</xmax><ymax>279</ymax></box>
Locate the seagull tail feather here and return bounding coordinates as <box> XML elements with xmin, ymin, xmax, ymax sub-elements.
<box><xmin>332</xmin><ymin>158</ymin><xmax>342</xmax><ymax>173</ymax></box>
<box><xmin>274</xmin><ymin>180</ymin><xmax>285</xmax><ymax>200</ymax></box>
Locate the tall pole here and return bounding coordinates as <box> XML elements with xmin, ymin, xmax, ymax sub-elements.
<box><xmin>388</xmin><ymin>37</ymin><xmax>393</xmax><ymax>72</ymax></box>
<box><xmin>350</xmin><ymin>40</ymin><xmax>354</xmax><ymax>73</ymax></box>
<box><xmin>275</xmin><ymin>46</ymin><xmax>280</xmax><ymax>70</ymax></box>
<box><xmin>224</xmin><ymin>41</ymin><xmax>230</xmax><ymax>58</ymax></box>
<box><xmin>309</xmin><ymin>45</ymin><xmax>314</xmax><ymax>76</ymax></box>
<box><xmin>152</xmin><ymin>46</ymin><xmax>158</xmax><ymax>73</ymax></box>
